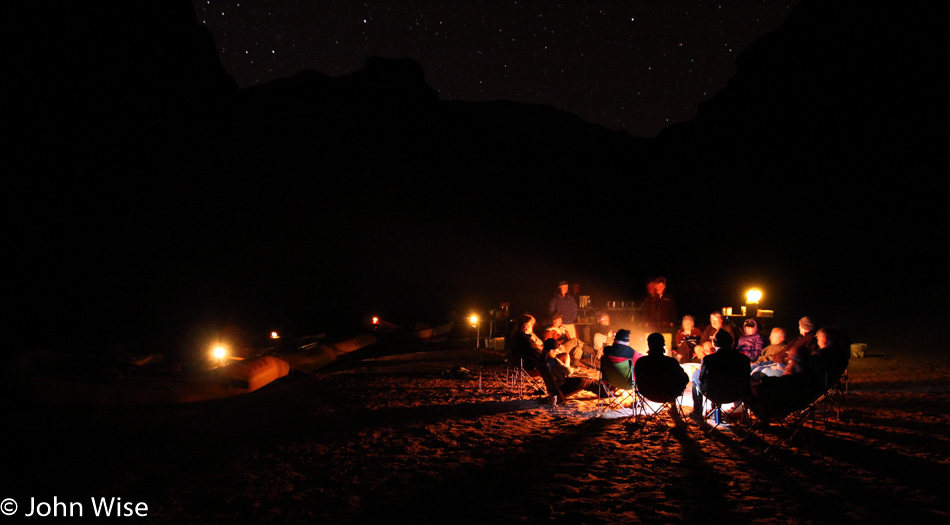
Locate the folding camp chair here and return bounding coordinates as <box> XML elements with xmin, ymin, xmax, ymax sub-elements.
<box><xmin>538</xmin><ymin>360</ymin><xmax>566</xmax><ymax>405</ymax></box>
<box><xmin>759</xmin><ymin>369</ymin><xmax>850</xmax><ymax>453</ymax></box>
<box><xmin>597</xmin><ymin>355</ymin><xmax>638</xmax><ymax>416</ymax></box>
<box><xmin>692</xmin><ymin>357</ymin><xmax>753</xmax><ymax>435</ymax></box>
<box><xmin>815</xmin><ymin>369</ymin><xmax>849</xmax><ymax>422</ymax></box>
<box><xmin>493</xmin><ymin>356</ymin><xmax>546</xmax><ymax>398</ymax></box>
<box><xmin>634</xmin><ymin>380</ymin><xmax>685</xmax><ymax>427</ymax></box>
<box><xmin>701</xmin><ymin>390</ymin><xmax>753</xmax><ymax>436</ymax></box>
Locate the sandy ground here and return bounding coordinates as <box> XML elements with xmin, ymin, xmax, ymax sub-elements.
<box><xmin>4</xmin><ymin>341</ymin><xmax>950</xmax><ymax>524</ymax></box>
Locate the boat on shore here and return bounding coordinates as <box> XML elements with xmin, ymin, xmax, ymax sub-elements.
<box><xmin>369</xmin><ymin>319</ymin><xmax>454</xmax><ymax>342</ymax></box>
<box><xmin>7</xmin><ymin>333</ymin><xmax>377</xmax><ymax>405</ymax></box>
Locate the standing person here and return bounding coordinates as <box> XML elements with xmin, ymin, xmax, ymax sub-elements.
<box><xmin>674</xmin><ymin>315</ymin><xmax>703</xmax><ymax>364</ymax></box>
<box><xmin>635</xmin><ymin>278</ymin><xmax>657</xmax><ymax>344</ymax></box>
<box><xmin>644</xmin><ymin>277</ymin><xmax>677</xmax><ymax>332</ymax></box>
<box><xmin>548</xmin><ymin>280</ymin><xmax>579</xmax><ymax>340</ymax></box>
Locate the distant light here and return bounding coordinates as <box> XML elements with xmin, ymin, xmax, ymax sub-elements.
<box><xmin>746</xmin><ymin>288</ymin><xmax>763</xmax><ymax>304</ymax></box>
<box><xmin>372</xmin><ymin>316</ymin><xmax>379</xmax><ymax>325</ymax></box>
<box><xmin>212</xmin><ymin>344</ymin><xmax>228</xmax><ymax>360</ymax></box>
<box><xmin>270</xmin><ymin>331</ymin><xmax>280</xmax><ymax>339</ymax></box>
<box><xmin>469</xmin><ymin>314</ymin><xmax>478</xmax><ymax>326</ymax></box>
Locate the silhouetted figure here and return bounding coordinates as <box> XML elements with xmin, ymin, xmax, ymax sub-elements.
<box><xmin>635</xmin><ymin>333</ymin><xmax>690</xmax><ymax>426</ymax></box>
<box><xmin>690</xmin><ymin>329</ymin><xmax>751</xmax><ymax>421</ymax></box>
<box><xmin>509</xmin><ymin>314</ymin><xmax>544</xmax><ymax>370</ymax></box>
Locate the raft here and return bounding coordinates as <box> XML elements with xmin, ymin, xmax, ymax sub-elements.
<box><xmin>12</xmin><ymin>333</ymin><xmax>377</xmax><ymax>405</ymax></box>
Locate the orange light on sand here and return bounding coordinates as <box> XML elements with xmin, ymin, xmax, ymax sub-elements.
<box><xmin>746</xmin><ymin>288</ymin><xmax>763</xmax><ymax>304</ymax></box>
<box><xmin>270</xmin><ymin>331</ymin><xmax>280</xmax><ymax>339</ymax></box>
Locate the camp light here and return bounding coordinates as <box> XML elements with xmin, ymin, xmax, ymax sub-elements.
<box><xmin>211</xmin><ymin>343</ymin><xmax>228</xmax><ymax>361</ymax></box>
<box><xmin>746</xmin><ymin>288</ymin><xmax>762</xmax><ymax>304</ymax></box>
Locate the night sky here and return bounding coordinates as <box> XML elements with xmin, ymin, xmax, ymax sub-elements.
<box><xmin>7</xmin><ymin>1</ymin><xmax>946</xmax><ymax>355</ymax></box>
<box><xmin>192</xmin><ymin>0</ymin><xmax>800</xmax><ymax>137</ymax></box>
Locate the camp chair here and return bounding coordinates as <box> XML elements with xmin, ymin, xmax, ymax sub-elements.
<box><xmin>597</xmin><ymin>355</ymin><xmax>637</xmax><ymax>416</ymax></box>
<box><xmin>701</xmin><ymin>391</ymin><xmax>752</xmax><ymax>436</ymax></box>
<box><xmin>760</xmin><ymin>369</ymin><xmax>850</xmax><ymax>453</ymax></box>
<box><xmin>697</xmin><ymin>372</ymin><xmax>753</xmax><ymax>435</ymax></box>
<box><xmin>634</xmin><ymin>376</ymin><xmax>685</xmax><ymax>427</ymax></box>
<box><xmin>536</xmin><ymin>360</ymin><xmax>566</xmax><ymax>405</ymax></box>
<box><xmin>494</xmin><ymin>356</ymin><xmax>545</xmax><ymax>398</ymax></box>
<box><xmin>815</xmin><ymin>368</ymin><xmax>849</xmax><ymax>422</ymax></box>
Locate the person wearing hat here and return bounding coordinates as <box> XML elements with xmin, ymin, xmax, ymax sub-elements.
<box><xmin>736</xmin><ymin>318</ymin><xmax>766</xmax><ymax>361</ymax></box>
<box><xmin>781</xmin><ymin>316</ymin><xmax>819</xmax><ymax>376</ymax></box>
<box><xmin>601</xmin><ymin>328</ymin><xmax>644</xmax><ymax>389</ymax></box>
<box><xmin>689</xmin><ymin>328</ymin><xmax>751</xmax><ymax>422</ymax></box>
<box><xmin>602</xmin><ymin>329</ymin><xmax>639</xmax><ymax>362</ymax></box>
<box><xmin>635</xmin><ymin>333</ymin><xmax>690</xmax><ymax>426</ymax></box>
<box><xmin>542</xmin><ymin>313</ymin><xmax>586</xmax><ymax>366</ymax></box>
<box><xmin>548</xmin><ymin>280</ymin><xmax>580</xmax><ymax>341</ymax></box>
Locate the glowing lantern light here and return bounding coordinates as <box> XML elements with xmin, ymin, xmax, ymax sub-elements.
<box><xmin>746</xmin><ymin>288</ymin><xmax>763</xmax><ymax>304</ymax></box>
<box><xmin>211</xmin><ymin>344</ymin><xmax>228</xmax><ymax>361</ymax></box>
<box><xmin>372</xmin><ymin>316</ymin><xmax>379</xmax><ymax>325</ymax></box>
<box><xmin>469</xmin><ymin>314</ymin><xmax>479</xmax><ymax>326</ymax></box>
<box><xmin>270</xmin><ymin>331</ymin><xmax>280</xmax><ymax>339</ymax></box>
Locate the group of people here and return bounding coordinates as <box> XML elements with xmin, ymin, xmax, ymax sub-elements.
<box><xmin>676</xmin><ymin>313</ymin><xmax>851</xmax><ymax>423</ymax></box>
<box><xmin>510</xmin><ymin>280</ymin><xmax>852</xmax><ymax>425</ymax></box>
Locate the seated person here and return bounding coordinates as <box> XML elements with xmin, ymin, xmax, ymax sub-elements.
<box><xmin>590</xmin><ymin>312</ymin><xmax>614</xmax><ymax>358</ymax></box>
<box><xmin>673</xmin><ymin>315</ymin><xmax>702</xmax><ymax>364</ymax></box>
<box><xmin>690</xmin><ymin>330</ymin><xmax>751</xmax><ymax>421</ymax></box>
<box><xmin>543</xmin><ymin>313</ymin><xmax>586</xmax><ymax>366</ymax></box>
<box><xmin>781</xmin><ymin>316</ymin><xmax>819</xmax><ymax>376</ymax></box>
<box><xmin>748</xmin><ymin>317</ymin><xmax>824</xmax><ymax>419</ymax></box>
<box><xmin>812</xmin><ymin>326</ymin><xmax>851</xmax><ymax>389</ymax></box>
<box><xmin>736</xmin><ymin>318</ymin><xmax>766</xmax><ymax>361</ymax></box>
<box><xmin>635</xmin><ymin>333</ymin><xmax>690</xmax><ymax>425</ymax></box>
<box><xmin>543</xmin><ymin>338</ymin><xmax>606</xmax><ymax>400</ymax></box>
<box><xmin>750</xmin><ymin>327</ymin><xmax>788</xmax><ymax>377</ymax></box>
<box><xmin>695</xmin><ymin>312</ymin><xmax>735</xmax><ymax>361</ymax></box>
<box><xmin>600</xmin><ymin>329</ymin><xmax>643</xmax><ymax>387</ymax></box>
<box><xmin>509</xmin><ymin>314</ymin><xmax>544</xmax><ymax>370</ymax></box>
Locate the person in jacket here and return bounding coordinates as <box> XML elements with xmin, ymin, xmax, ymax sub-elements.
<box><xmin>736</xmin><ymin>318</ymin><xmax>766</xmax><ymax>361</ymax></box>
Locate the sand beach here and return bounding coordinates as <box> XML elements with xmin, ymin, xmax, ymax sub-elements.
<box><xmin>3</xmin><ymin>338</ymin><xmax>949</xmax><ymax>524</ymax></box>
